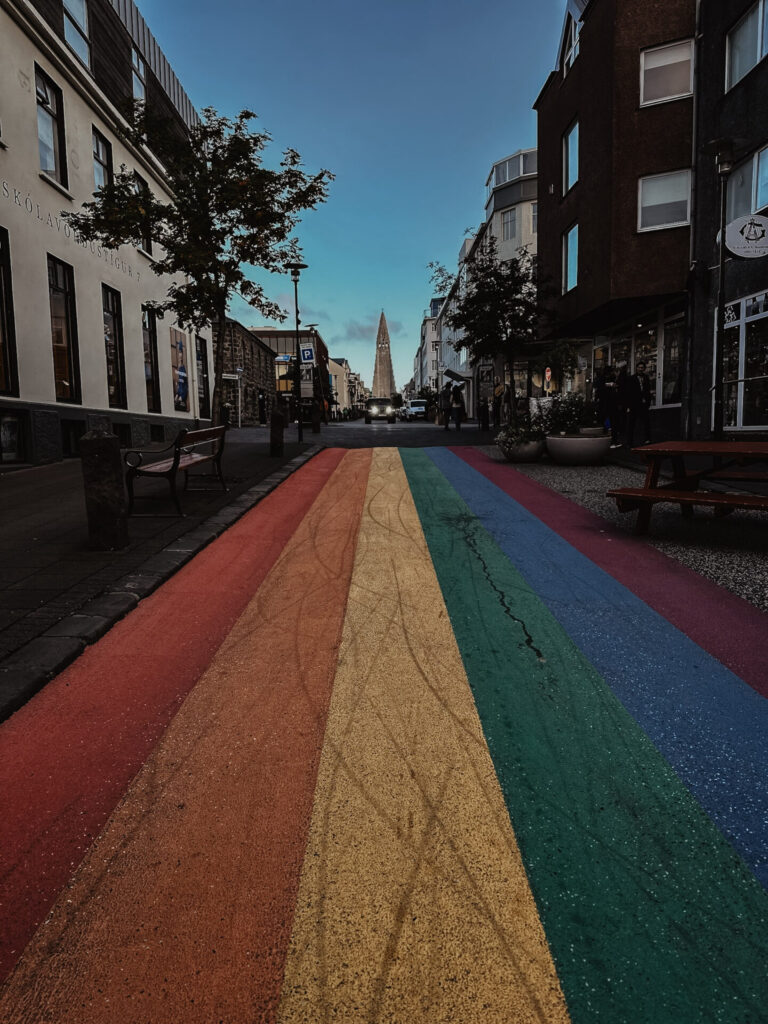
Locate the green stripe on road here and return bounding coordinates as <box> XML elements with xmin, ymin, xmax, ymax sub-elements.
<box><xmin>401</xmin><ymin>448</ymin><xmax>768</xmax><ymax>1024</ymax></box>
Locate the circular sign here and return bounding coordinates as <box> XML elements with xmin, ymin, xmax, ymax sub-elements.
<box><xmin>725</xmin><ymin>214</ymin><xmax>768</xmax><ymax>259</ymax></box>
<box><xmin>545</xmin><ymin>367</ymin><xmax>552</xmax><ymax>382</ymax></box>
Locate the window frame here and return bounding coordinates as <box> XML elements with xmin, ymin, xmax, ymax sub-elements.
<box><xmin>501</xmin><ymin>208</ymin><xmax>516</xmax><ymax>242</ymax></box>
<box><xmin>563</xmin><ymin>16</ymin><xmax>581</xmax><ymax>74</ymax></box>
<box><xmin>637</xmin><ymin>169</ymin><xmax>692</xmax><ymax>232</ymax></box>
<box><xmin>132</xmin><ymin>47</ymin><xmax>147</xmax><ymax>103</ymax></box>
<box><xmin>563</xmin><ymin>120</ymin><xmax>579</xmax><ymax>195</ymax></box>
<box><xmin>562</xmin><ymin>223</ymin><xmax>578</xmax><ymax>294</ymax></box>
<box><xmin>92</xmin><ymin>127</ymin><xmax>113</xmax><ymax>192</ymax></box>
<box><xmin>63</xmin><ymin>0</ymin><xmax>91</xmax><ymax>69</ymax></box>
<box><xmin>0</xmin><ymin>226</ymin><xmax>19</xmax><ymax>397</ymax></box>
<box><xmin>142</xmin><ymin>305</ymin><xmax>162</xmax><ymax>413</ymax></box>
<box><xmin>133</xmin><ymin>172</ymin><xmax>153</xmax><ymax>256</ymax></box>
<box><xmin>102</xmin><ymin>284</ymin><xmax>127</xmax><ymax>409</ymax></box>
<box><xmin>727</xmin><ymin>144</ymin><xmax>768</xmax><ymax>220</ymax></box>
<box><xmin>47</xmin><ymin>254</ymin><xmax>81</xmax><ymax>404</ymax></box>
<box><xmin>531</xmin><ymin>202</ymin><xmax>538</xmax><ymax>234</ymax></box>
<box><xmin>35</xmin><ymin>66</ymin><xmax>67</xmax><ymax>187</ymax></box>
<box><xmin>196</xmin><ymin>335</ymin><xmax>211</xmax><ymax>419</ymax></box>
<box><xmin>726</xmin><ymin>1</ymin><xmax>767</xmax><ymax>90</ymax></box>
<box><xmin>640</xmin><ymin>39</ymin><xmax>694</xmax><ymax>107</ymax></box>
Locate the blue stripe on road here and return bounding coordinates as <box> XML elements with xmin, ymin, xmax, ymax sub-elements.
<box><xmin>424</xmin><ymin>447</ymin><xmax>768</xmax><ymax>887</ymax></box>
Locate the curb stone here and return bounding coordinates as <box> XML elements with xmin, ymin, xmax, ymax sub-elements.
<box><xmin>0</xmin><ymin>446</ymin><xmax>323</xmax><ymax>722</ymax></box>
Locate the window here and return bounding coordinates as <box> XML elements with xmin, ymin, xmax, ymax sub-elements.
<box><xmin>727</xmin><ymin>145</ymin><xmax>768</xmax><ymax>221</ymax></box>
<box><xmin>0</xmin><ymin>227</ymin><xmax>18</xmax><ymax>396</ymax></box>
<box><xmin>133</xmin><ymin>173</ymin><xmax>152</xmax><ymax>255</ymax></box>
<box><xmin>501</xmin><ymin>208</ymin><xmax>516</xmax><ymax>241</ymax></box>
<box><xmin>196</xmin><ymin>336</ymin><xmax>211</xmax><ymax>418</ymax></box>
<box><xmin>170</xmin><ymin>327</ymin><xmax>189</xmax><ymax>412</ymax></box>
<box><xmin>36</xmin><ymin>67</ymin><xmax>66</xmax><ymax>186</ymax></box>
<box><xmin>132</xmin><ymin>47</ymin><xmax>146</xmax><ymax>102</ymax></box>
<box><xmin>102</xmin><ymin>285</ymin><xmax>126</xmax><ymax>408</ymax></box>
<box><xmin>563</xmin><ymin>121</ymin><xmax>579</xmax><ymax>193</ymax></box>
<box><xmin>63</xmin><ymin>0</ymin><xmax>90</xmax><ymax>67</ymax></box>
<box><xmin>92</xmin><ymin>128</ymin><xmax>112</xmax><ymax>191</ymax></box>
<box><xmin>47</xmin><ymin>255</ymin><xmax>80</xmax><ymax>402</ymax></box>
<box><xmin>715</xmin><ymin>290</ymin><xmax>768</xmax><ymax>428</ymax></box>
<box><xmin>562</xmin><ymin>223</ymin><xmax>578</xmax><ymax>293</ymax></box>
<box><xmin>638</xmin><ymin>170</ymin><xmax>691</xmax><ymax>230</ymax></box>
<box><xmin>563</xmin><ymin>16</ymin><xmax>581</xmax><ymax>73</ymax></box>
<box><xmin>726</xmin><ymin>2</ymin><xmax>768</xmax><ymax>89</ymax></box>
<box><xmin>532</xmin><ymin>202</ymin><xmax>538</xmax><ymax>234</ymax></box>
<box><xmin>142</xmin><ymin>306</ymin><xmax>161</xmax><ymax>412</ymax></box>
<box><xmin>640</xmin><ymin>40</ymin><xmax>694</xmax><ymax>105</ymax></box>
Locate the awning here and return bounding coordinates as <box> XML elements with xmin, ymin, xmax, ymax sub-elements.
<box><xmin>443</xmin><ymin>367</ymin><xmax>471</xmax><ymax>383</ymax></box>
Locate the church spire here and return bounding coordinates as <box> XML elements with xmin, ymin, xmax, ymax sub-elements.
<box><xmin>372</xmin><ymin>311</ymin><xmax>396</xmax><ymax>398</ymax></box>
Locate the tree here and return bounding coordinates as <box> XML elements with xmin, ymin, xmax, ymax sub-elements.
<box><xmin>65</xmin><ymin>107</ymin><xmax>333</xmax><ymax>424</ymax></box>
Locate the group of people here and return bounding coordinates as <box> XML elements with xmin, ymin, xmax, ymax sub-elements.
<box><xmin>594</xmin><ymin>361</ymin><xmax>653</xmax><ymax>448</ymax></box>
<box><xmin>438</xmin><ymin>382</ymin><xmax>467</xmax><ymax>430</ymax></box>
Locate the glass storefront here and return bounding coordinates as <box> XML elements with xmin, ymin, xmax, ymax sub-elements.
<box><xmin>591</xmin><ymin>306</ymin><xmax>683</xmax><ymax>409</ymax></box>
<box><xmin>720</xmin><ymin>290</ymin><xmax>768</xmax><ymax>429</ymax></box>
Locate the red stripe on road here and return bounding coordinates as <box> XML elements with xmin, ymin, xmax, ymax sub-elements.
<box><xmin>455</xmin><ymin>447</ymin><xmax>768</xmax><ymax>697</ymax></box>
<box><xmin>0</xmin><ymin>449</ymin><xmax>345</xmax><ymax>982</ymax></box>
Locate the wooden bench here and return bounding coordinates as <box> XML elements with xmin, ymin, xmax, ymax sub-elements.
<box><xmin>607</xmin><ymin>440</ymin><xmax>768</xmax><ymax>534</ymax></box>
<box><xmin>124</xmin><ymin>425</ymin><xmax>227</xmax><ymax>516</ymax></box>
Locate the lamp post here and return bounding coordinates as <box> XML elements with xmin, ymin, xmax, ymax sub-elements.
<box><xmin>713</xmin><ymin>145</ymin><xmax>733</xmax><ymax>440</ymax></box>
<box><xmin>286</xmin><ymin>261</ymin><xmax>307</xmax><ymax>442</ymax></box>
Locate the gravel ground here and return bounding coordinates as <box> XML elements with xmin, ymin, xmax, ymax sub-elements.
<box><xmin>477</xmin><ymin>446</ymin><xmax>768</xmax><ymax>613</ymax></box>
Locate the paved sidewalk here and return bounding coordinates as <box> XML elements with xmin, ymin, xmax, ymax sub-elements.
<box><xmin>0</xmin><ymin>426</ymin><xmax>317</xmax><ymax>720</ymax></box>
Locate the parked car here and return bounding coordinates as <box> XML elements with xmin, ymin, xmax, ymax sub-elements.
<box><xmin>404</xmin><ymin>399</ymin><xmax>428</xmax><ymax>421</ymax></box>
<box><xmin>365</xmin><ymin>398</ymin><xmax>396</xmax><ymax>424</ymax></box>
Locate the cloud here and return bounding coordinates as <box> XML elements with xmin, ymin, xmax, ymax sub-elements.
<box><xmin>338</xmin><ymin>313</ymin><xmax>405</xmax><ymax>342</ymax></box>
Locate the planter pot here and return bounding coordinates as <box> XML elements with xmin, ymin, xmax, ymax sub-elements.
<box><xmin>496</xmin><ymin>439</ymin><xmax>545</xmax><ymax>463</ymax></box>
<box><xmin>546</xmin><ymin>434</ymin><xmax>611</xmax><ymax>465</ymax></box>
<box><xmin>578</xmin><ymin>426</ymin><xmax>606</xmax><ymax>437</ymax></box>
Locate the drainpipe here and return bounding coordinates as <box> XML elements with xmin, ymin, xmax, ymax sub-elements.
<box><xmin>684</xmin><ymin>0</ymin><xmax>703</xmax><ymax>439</ymax></box>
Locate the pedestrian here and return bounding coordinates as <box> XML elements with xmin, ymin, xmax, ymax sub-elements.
<box><xmin>626</xmin><ymin>360</ymin><xmax>652</xmax><ymax>447</ymax></box>
<box><xmin>610</xmin><ymin>364</ymin><xmax>629</xmax><ymax>447</ymax></box>
<box><xmin>478</xmin><ymin>398</ymin><xmax>490</xmax><ymax>432</ymax></box>
<box><xmin>451</xmin><ymin>385</ymin><xmax>465</xmax><ymax>430</ymax></box>
<box><xmin>439</xmin><ymin>382</ymin><xmax>452</xmax><ymax>429</ymax></box>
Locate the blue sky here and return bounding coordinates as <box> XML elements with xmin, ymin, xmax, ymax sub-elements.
<box><xmin>137</xmin><ymin>0</ymin><xmax>566</xmax><ymax>389</ymax></box>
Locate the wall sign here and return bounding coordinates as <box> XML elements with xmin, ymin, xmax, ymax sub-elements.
<box><xmin>725</xmin><ymin>214</ymin><xmax>768</xmax><ymax>259</ymax></box>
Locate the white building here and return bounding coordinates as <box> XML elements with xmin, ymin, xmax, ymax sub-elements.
<box><xmin>0</xmin><ymin>0</ymin><xmax>213</xmax><ymax>464</ymax></box>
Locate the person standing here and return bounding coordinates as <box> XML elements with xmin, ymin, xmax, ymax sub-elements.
<box><xmin>626</xmin><ymin>361</ymin><xmax>652</xmax><ymax>447</ymax></box>
<box><xmin>451</xmin><ymin>385</ymin><xmax>466</xmax><ymax>430</ymax></box>
<box><xmin>439</xmin><ymin>382</ymin><xmax>452</xmax><ymax>430</ymax></box>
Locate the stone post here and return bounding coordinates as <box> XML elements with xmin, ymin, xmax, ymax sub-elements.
<box><xmin>79</xmin><ymin>428</ymin><xmax>129</xmax><ymax>550</ymax></box>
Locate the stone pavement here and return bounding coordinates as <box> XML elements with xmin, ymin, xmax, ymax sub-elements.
<box><xmin>0</xmin><ymin>426</ymin><xmax>317</xmax><ymax>720</ymax></box>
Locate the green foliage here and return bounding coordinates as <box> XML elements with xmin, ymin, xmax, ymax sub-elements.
<box><xmin>64</xmin><ymin>106</ymin><xmax>333</xmax><ymax>422</ymax></box>
<box><xmin>495</xmin><ymin>399</ymin><xmax>550</xmax><ymax>446</ymax></box>
<box><xmin>547</xmin><ymin>391</ymin><xmax>601</xmax><ymax>433</ymax></box>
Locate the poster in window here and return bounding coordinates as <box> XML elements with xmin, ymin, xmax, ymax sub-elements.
<box><xmin>170</xmin><ymin>327</ymin><xmax>189</xmax><ymax>412</ymax></box>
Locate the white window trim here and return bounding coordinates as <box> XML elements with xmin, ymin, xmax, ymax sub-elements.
<box><xmin>639</xmin><ymin>39</ymin><xmax>694</xmax><ymax>107</ymax></box>
<box><xmin>637</xmin><ymin>169</ymin><xmax>692</xmax><ymax>232</ymax></box>
<box><xmin>725</xmin><ymin>1</ymin><xmax>766</xmax><ymax>91</ymax></box>
<box><xmin>563</xmin><ymin>17</ymin><xmax>581</xmax><ymax>74</ymax></box>
<box><xmin>712</xmin><ymin>288</ymin><xmax>768</xmax><ymax>430</ymax></box>
<box><xmin>63</xmin><ymin>0</ymin><xmax>91</xmax><ymax>69</ymax></box>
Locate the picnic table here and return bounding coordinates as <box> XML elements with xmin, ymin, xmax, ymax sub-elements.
<box><xmin>607</xmin><ymin>440</ymin><xmax>768</xmax><ymax>535</ymax></box>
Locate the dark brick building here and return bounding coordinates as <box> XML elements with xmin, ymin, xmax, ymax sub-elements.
<box><xmin>535</xmin><ymin>0</ymin><xmax>696</xmax><ymax>438</ymax></box>
<box><xmin>689</xmin><ymin>1</ymin><xmax>768</xmax><ymax>438</ymax></box>
<box><xmin>214</xmin><ymin>319</ymin><xmax>277</xmax><ymax>427</ymax></box>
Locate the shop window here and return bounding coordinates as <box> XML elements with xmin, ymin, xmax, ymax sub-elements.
<box><xmin>142</xmin><ymin>306</ymin><xmax>161</xmax><ymax>413</ymax></box>
<box><xmin>170</xmin><ymin>327</ymin><xmax>189</xmax><ymax>412</ymax></box>
<box><xmin>47</xmin><ymin>255</ymin><xmax>80</xmax><ymax>403</ymax></box>
<box><xmin>0</xmin><ymin>227</ymin><xmax>18</xmax><ymax>396</ymax></box>
<box><xmin>102</xmin><ymin>285</ymin><xmax>126</xmax><ymax>408</ymax></box>
<box><xmin>638</xmin><ymin>170</ymin><xmax>691</xmax><ymax>230</ymax></box>
<box><xmin>36</xmin><ymin>67</ymin><xmax>67</xmax><ymax>186</ymax></box>
<box><xmin>662</xmin><ymin>317</ymin><xmax>684</xmax><ymax>405</ymax></box>
<box><xmin>712</xmin><ymin>291</ymin><xmax>768</xmax><ymax>429</ymax></box>
<box><xmin>640</xmin><ymin>40</ymin><xmax>693</xmax><ymax>105</ymax></box>
<box><xmin>196</xmin><ymin>336</ymin><xmax>211</xmax><ymax>418</ymax></box>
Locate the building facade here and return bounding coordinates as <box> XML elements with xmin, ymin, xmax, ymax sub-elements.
<box><xmin>250</xmin><ymin>326</ymin><xmax>331</xmax><ymax>420</ymax></box>
<box><xmin>535</xmin><ymin>0</ymin><xmax>695</xmax><ymax>437</ymax></box>
<box><xmin>0</xmin><ymin>0</ymin><xmax>213</xmax><ymax>464</ymax></box>
<box><xmin>214</xmin><ymin>318</ymin><xmax>276</xmax><ymax>427</ymax></box>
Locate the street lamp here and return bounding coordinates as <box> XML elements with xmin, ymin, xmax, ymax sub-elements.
<box><xmin>713</xmin><ymin>143</ymin><xmax>733</xmax><ymax>440</ymax></box>
<box><xmin>286</xmin><ymin>261</ymin><xmax>308</xmax><ymax>442</ymax></box>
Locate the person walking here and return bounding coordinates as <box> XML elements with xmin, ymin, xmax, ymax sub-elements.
<box><xmin>626</xmin><ymin>361</ymin><xmax>652</xmax><ymax>447</ymax></box>
<box><xmin>439</xmin><ymin>382</ymin><xmax>452</xmax><ymax>430</ymax></box>
<box><xmin>451</xmin><ymin>385</ymin><xmax>466</xmax><ymax>430</ymax></box>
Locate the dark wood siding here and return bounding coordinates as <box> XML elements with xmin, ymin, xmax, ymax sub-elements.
<box><xmin>90</xmin><ymin>0</ymin><xmax>133</xmax><ymax>115</ymax></box>
<box><xmin>26</xmin><ymin>0</ymin><xmax>63</xmax><ymax>36</ymax></box>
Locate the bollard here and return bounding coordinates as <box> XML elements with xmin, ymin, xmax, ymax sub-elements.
<box><xmin>80</xmin><ymin>428</ymin><xmax>129</xmax><ymax>550</ymax></box>
<box><xmin>270</xmin><ymin>403</ymin><xmax>285</xmax><ymax>456</ymax></box>
<box><xmin>311</xmin><ymin>400</ymin><xmax>322</xmax><ymax>434</ymax></box>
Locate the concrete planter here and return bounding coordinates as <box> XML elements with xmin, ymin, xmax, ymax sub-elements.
<box><xmin>496</xmin><ymin>439</ymin><xmax>546</xmax><ymax>463</ymax></box>
<box><xmin>546</xmin><ymin>434</ymin><xmax>611</xmax><ymax>465</ymax></box>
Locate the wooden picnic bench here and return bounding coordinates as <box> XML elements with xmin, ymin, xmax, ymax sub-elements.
<box><xmin>607</xmin><ymin>440</ymin><xmax>768</xmax><ymax>535</ymax></box>
<box><xmin>124</xmin><ymin>425</ymin><xmax>227</xmax><ymax>516</ymax></box>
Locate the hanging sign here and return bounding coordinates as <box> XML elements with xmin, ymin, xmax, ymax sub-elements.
<box><xmin>725</xmin><ymin>214</ymin><xmax>768</xmax><ymax>259</ymax></box>
<box><xmin>300</xmin><ymin>345</ymin><xmax>316</xmax><ymax>365</ymax></box>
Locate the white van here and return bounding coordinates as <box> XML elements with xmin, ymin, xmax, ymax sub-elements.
<box><xmin>404</xmin><ymin>399</ymin><xmax>428</xmax><ymax>421</ymax></box>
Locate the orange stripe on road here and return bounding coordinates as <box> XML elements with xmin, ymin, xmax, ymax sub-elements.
<box><xmin>0</xmin><ymin>450</ymin><xmax>371</xmax><ymax>1024</ymax></box>
<box><xmin>276</xmin><ymin>449</ymin><xmax>570</xmax><ymax>1024</ymax></box>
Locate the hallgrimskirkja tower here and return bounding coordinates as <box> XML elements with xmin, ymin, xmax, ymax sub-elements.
<box><xmin>371</xmin><ymin>312</ymin><xmax>396</xmax><ymax>398</ymax></box>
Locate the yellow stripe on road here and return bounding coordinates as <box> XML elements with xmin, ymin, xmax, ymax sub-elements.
<box><xmin>277</xmin><ymin>448</ymin><xmax>570</xmax><ymax>1024</ymax></box>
